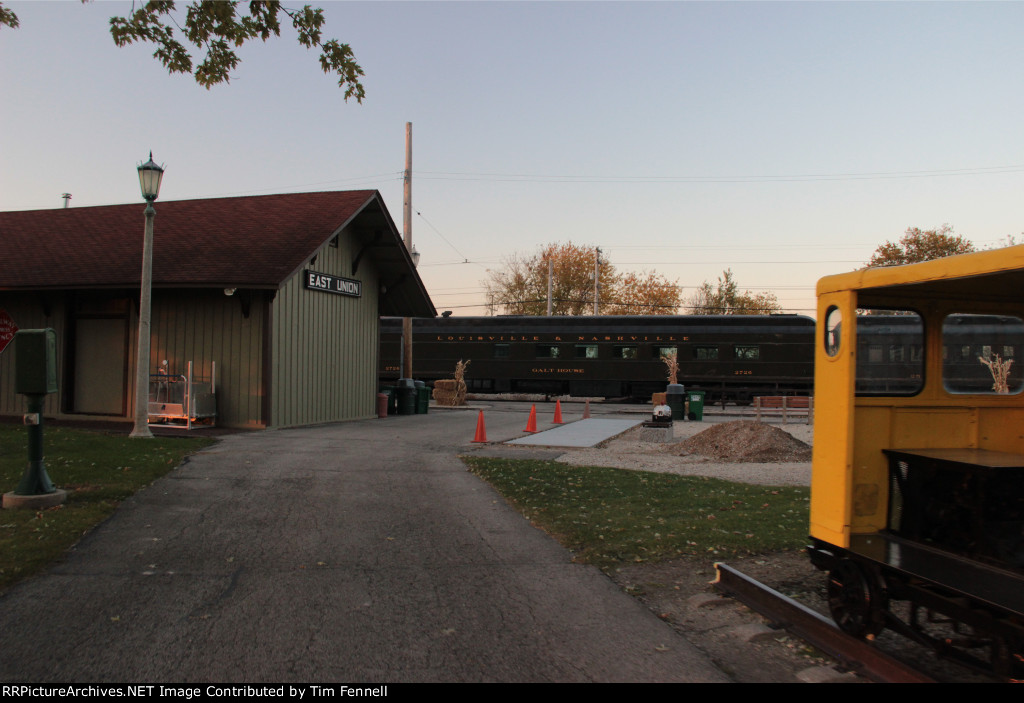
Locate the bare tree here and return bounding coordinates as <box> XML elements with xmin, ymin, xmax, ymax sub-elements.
<box><xmin>686</xmin><ymin>269</ymin><xmax>782</xmax><ymax>315</ymax></box>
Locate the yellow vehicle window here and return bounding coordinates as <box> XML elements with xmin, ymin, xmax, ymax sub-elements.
<box><xmin>855</xmin><ymin>310</ymin><xmax>924</xmax><ymax>395</ymax></box>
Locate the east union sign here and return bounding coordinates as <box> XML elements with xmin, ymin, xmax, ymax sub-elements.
<box><xmin>304</xmin><ymin>270</ymin><xmax>362</xmax><ymax>298</ymax></box>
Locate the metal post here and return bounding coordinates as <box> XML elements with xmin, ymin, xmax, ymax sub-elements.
<box><xmin>15</xmin><ymin>395</ymin><xmax>55</xmax><ymax>495</ymax></box>
<box><xmin>186</xmin><ymin>360</ymin><xmax>193</xmax><ymax>431</ymax></box>
<box><xmin>131</xmin><ymin>200</ymin><xmax>155</xmax><ymax>438</ymax></box>
<box><xmin>547</xmin><ymin>258</ymin><xmax>553</xmax><ymax>316</ymax></box>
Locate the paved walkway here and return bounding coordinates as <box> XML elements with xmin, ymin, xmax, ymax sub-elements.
<box><xmin>0</xmin><ymin>405</ymin><xmax>728</xmax><ymax>683</ymax></box>
<box><xmin>505</xmin><ymin>418</ymin><xmax>643</xmax><ymax>447</ymax></box>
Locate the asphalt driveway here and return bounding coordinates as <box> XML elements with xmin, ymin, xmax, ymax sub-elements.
<box><xmin>0</xmin><ymin>405</ymin><xmax>728</xmax><ymax>682</ymax></box>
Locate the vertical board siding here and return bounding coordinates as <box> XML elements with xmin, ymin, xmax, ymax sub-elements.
<box><xmin>1</xmin><ymin>226</ymin><xmax>395</xmax><ymax>431</ymax></box>
<box><xmin>0</xmin><ymin>294</ymin><xmax>67</xmax><ymax>418</ymax></box>
<box><xmin>150</xmin><ymin>290</ymin><xmax>265</xmax><ymax>428</ymax></box>
<box><xmin>270</xmin><ymin>229</ymin><xmax>380</xmax><ymax>428</ymax></box>
<box><xmin>1</xmin><ymin>291</ymin><xmax>263</xmax><ymax>429</ymax></box>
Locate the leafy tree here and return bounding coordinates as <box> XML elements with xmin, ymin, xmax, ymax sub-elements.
<box><xmin>0</xmin><ymin>3</ymin><xmax>17</xmax><ymax>29</ymax></box>
<box><xmin>483</xmin><ymin>242</ymin><xmax>681</xmax><ymax>316</ymax></box>
<box><xmin>484</xmin><ymin>243</ymin><xmax>617</xmax><ymax>316</ymax></box>
<box><xmin>0</xmin><ymin>1</ymin><xmax>365</xmax><ymax>100</ymax></box>
<box><xmin>605</xmin><ymin>270</ymin><xmax>682</xmax><ymax>315</ymax></box>
<box><xmin>686</xmin><ymin>269</ymin><xmax>782</xmax><ymax>315</ymax></box>
<box><xmin>867</xmin><ymin>224</ymin><xmax>974</xmax><ymax>267</ymax></box>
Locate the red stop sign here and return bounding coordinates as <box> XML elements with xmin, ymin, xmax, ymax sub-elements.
<box><xmin>0</xmin><ymin>309</ymin><xmax>18</xmax><ymax>354</ymax></box>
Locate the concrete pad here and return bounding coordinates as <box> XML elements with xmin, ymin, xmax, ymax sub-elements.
<box><xmin>3</xmin><ymin>489</ymin><xmax>67</xmax><ymax>510</ymax></box>
<box><xmin>506</xmin><ymin>418</ymin><xmax>643</xmax><ymax>448</ymax></box>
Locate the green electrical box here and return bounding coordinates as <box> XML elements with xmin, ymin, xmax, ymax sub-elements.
<box><xmin>14</xmin><ymin>329</ymin><xmax>58</xmax><ymax>395</ymax></box>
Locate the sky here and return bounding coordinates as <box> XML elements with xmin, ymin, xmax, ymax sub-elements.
<box><xmin>3</xmin><ymin>1</ymin><xmax>1023</xmax><ymax>318</ymax></box>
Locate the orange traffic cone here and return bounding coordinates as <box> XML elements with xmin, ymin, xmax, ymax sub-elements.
<box><xmin>583</xmin><ymin>399</ymin><xmax>591</xmax><ymax>419</ymax></box>
<box><xmin>472</xmin><ymin>410</ymin><xmax>488</xmax><ymax>443</ymax></box>
<box><xmin>524</xmin><ymin>404</ymin><xmax>539</xmax><ymax>433</ymax></box>
<box><xmin>553</xmin><ymin>399</ymin><xmax>564</xmax><ymax>424</ymax></box>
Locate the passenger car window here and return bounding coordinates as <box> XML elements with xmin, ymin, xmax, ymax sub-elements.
<box><xmin>942</xmin><ymin>314</ymin><xmax>1024</xmax><ymax>394</ymax></box>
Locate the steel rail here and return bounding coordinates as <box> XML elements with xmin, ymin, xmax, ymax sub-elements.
<box><xmin>713</xmin><ymin>562</ymin><xmax>936</xmax><ymax>683</ymax></box>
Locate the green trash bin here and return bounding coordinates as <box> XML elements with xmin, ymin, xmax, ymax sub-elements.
<box><xmin>665</xmin><ymin>383</ymin><xmax>685</xmax><ymax>422</ymax></box>
<box><xmin>395</xmin><ymin>378</ymin><xmax>416</xmax><ymax>415</ymax></box>
<box><xmin>687</xmin><ymin>391</ymin><xmax>705</xmax><ymax>421</ymax></box>
<box><xmin>415</xmin><ymin>381</ymin><xmax>430</xmax><ymax>414</ymax></box>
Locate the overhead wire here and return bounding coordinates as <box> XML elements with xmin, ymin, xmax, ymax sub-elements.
<box><xmin>416</xmin><ymin>163</ymin><xmax>1024</xmax><ymax>184</ymax></box>
<box><xmin>197</xmin><ymin>165</ymin><xmax>1017</xmax><ymax>314</ymax></box>
<box><xmin>206</xmin><ymin>171</ymin><xmax>403</xmax><ymax>199</ymax></box>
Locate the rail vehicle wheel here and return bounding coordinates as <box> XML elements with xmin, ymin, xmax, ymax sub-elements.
<box><xmin>827</xmin><ymin>559</ymin><xmax>888</xmax><ymax>638</ymax></box>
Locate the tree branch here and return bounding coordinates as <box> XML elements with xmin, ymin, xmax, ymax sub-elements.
<box><xmin>38</xmin><ymin>0</ymin><xmax>371</xmax><ymax>98</ymax></box>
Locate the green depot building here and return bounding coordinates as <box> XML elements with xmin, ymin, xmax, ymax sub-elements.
<box><xmin>0</xmin><ymin>190</ymin><xmax>435</xmax><ymax>429</ymax></box>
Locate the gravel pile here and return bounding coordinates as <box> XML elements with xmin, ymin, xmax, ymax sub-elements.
<box><xmin>672</xmin><ymin>420</ymin><xmax>812</xmax><ymax>463</ymax></box>
<box><xmin>553</xmin><ymin>418</ymin><xmax>813</xmax><ymax>486</ymax></box>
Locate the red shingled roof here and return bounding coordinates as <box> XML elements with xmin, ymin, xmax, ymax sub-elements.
<box><xmin>0</xmin><ymin>190</ymin><xmax>385</xmax><ymax>289</ymax></box>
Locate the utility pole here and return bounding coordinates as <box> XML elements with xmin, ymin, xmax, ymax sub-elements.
<box><xmin>593</xmin><ymin>246</ymin><xmax>601</xmax><ymax>315</ymax></box>
<box><xmin>402</xmin><ymin>122</ymin><xmax>413</xmax><ymax>380</ymax></box>
<box><xmin>547</xmin><ymin>258</ymin><xmax>553</xmax><ymax>316</ymax></box>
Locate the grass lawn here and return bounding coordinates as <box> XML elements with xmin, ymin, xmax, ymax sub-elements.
<box><xmin>462</xmin><ymin>456</ymin><xmax>810</xmax><ymax>570</ymax></box>
<box><xmin>0</xmin><ymin>424</ymin><xmax>215</xmax><ymax>592</ymax></box>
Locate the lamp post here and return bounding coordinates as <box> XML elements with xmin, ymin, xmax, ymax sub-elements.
<box><xmin>130</xmin><ymin>152</ymin><xmax>164</xmax><ymax>438</ymax></box>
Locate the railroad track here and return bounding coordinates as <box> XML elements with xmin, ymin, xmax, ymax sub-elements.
<box><xmin>713</xmin><ymin>562</ymin><xmax>936</xmax><ymax>683</ymax></box>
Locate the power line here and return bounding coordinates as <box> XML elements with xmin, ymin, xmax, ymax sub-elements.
<box><xmin>414</xmin><ymin>209</ymin><xmax>477</xmax><ymax>264</ymax></box>
<box><xmin>440</xmin><ymin>302</ymin><xmax>820</xmax><ymax>314</ymax></box>
<box><xmin>420</xmin><ymin>258</ymin><xmax>863</xmax><ymax>267</ymax></box>
<box><xmin>417</xmin><ymin>163</ymin><xmax>1024</xmax><ymax>185</ymax></box>
<box><xmin>603</xmin><ymin>243</ymin><xmax>875</xmax><ymax>250</ymax></box>
<box><xmin>615</xmin><ymin>260</ymin><xmax>864</xmax><ymax>266</ymax></box>
<box><xmin>206</xmin><ymin>171</ymin><xmax>402</xmax><ymax>199</ymax></box>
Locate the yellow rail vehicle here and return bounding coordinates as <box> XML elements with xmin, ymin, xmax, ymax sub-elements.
<box><xmin>809</xmin><ymin>246</ymin><xmax>1024</xmax><ymax>677</ymax></box>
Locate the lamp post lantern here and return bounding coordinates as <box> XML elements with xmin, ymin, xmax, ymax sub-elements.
<box><xmin>130</xmin><ymin>152</ymin><xmax>164</xmax><ymax>438</ymax></box>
